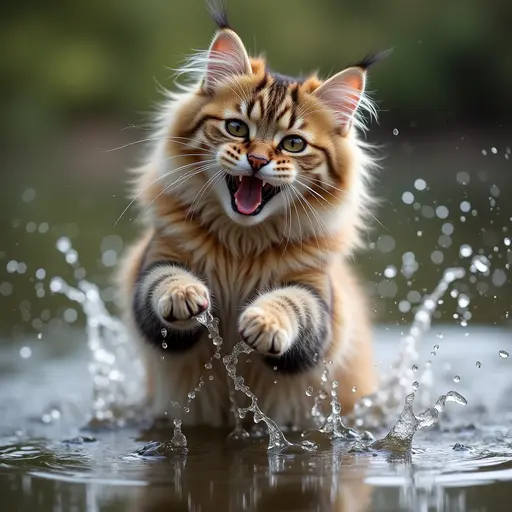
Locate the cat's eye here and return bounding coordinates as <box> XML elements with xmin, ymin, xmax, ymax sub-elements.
<box><xmin>280</xmin><ymin>136</ymin><xmax>307</xmax><ymax>153</ymax></box>
<box><xmin>225</xmin><ymin>119</ymin><xmax>249</xmax><ymax>138</ymax></box>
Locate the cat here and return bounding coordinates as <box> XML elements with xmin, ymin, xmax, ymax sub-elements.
<box><xmin>117</xmin><ymin>1</ymin><xmax>384</xmax><ymax>428</ymax></box>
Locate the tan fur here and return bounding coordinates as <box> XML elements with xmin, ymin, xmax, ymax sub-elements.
<box><xmin>117</xmin><ymin>26</ymin><xmax>379</xmax><ymax>427</ymax></box>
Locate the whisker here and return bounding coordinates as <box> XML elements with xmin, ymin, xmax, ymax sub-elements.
<box><xmin>186</xmin><ymin>168</ymin><xmax>225</xmax><ymax>221</ymax></box>
<box><xmin>135</xmin><ymin>163</ymin><xmax>218</xmax><ymax>222</ymax></box>
<box><xmin>114</xmin><ymin>159</ymin><xmax>217</xmax><ymax>227</ymax></box>
<box><xmin>291</xmin><ymin>187</ymin><xmax>323</xmax><ymax>251</ymax></box>
<box><xmin>279</xmin><ymin>187</ymin><xmax>294</xmax><ymax>256</ymax></box>
<box><xmin>104</xmin><ymin>135</ymin><xmax>216</xmax><ymax>154</ymax></box>
<box><xmin>284</xmin><ymin>185</ymin><xmax>304</xmax><ymax>253</ymax></box>
<box><xmin>294</xmin><ymin>178</ymin><xmax>336</xmax><ymax>211</ymax></box>
<box><xmin>290</xmin><ymin>184</ymin><xmax>333</xmax><ymax>250</ymax></box>
<box><xmin>302</xmin><ymin>176</ymin><xmax>388</xmax><ymax>231</ymax></box>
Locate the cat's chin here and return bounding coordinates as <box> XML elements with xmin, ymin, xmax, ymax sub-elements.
<box><xmin>222</xmin><ymin>205</ymin><xmax>270</xmax><ymax>227</ymax></box>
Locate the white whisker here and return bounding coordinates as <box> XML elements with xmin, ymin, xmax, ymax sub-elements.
<box><xmin>114</xmin><ymin>159</ymin><xmax>216</xmax><ymax>227</ymax></box>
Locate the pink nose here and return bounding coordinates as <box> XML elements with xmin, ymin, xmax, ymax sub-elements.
<box><xmin>247</xmin><ymin>154</ymin><xmax>269</xmax><ymax>172</ymax></box>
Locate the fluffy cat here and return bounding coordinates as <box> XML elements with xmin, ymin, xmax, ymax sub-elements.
<box><xmin>117</xmin><ymin>2</ymin><xmax>383</xmax><ymax>427</ymax></box>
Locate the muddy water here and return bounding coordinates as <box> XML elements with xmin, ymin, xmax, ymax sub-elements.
<box><xmin>1</xmin><ymin>326</ymin><xmax>512</xmax><ymax>511</ymax></box>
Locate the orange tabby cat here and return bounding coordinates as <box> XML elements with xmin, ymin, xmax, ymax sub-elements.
<box><xmin>117</xmin><ymin>2</ymin><xmax>383</xmax><ymax>427</ymax></box>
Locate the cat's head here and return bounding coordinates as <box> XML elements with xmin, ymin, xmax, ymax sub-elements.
<box><xmin>154</xmin><ymin>4</ymin><xmax>385</xmax><ymax>243</ymax></box>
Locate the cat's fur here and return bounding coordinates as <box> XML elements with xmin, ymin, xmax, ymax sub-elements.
<box><xmin>117</xmin><ymin>2</ymin><xmax>382</xmax><ymax>427</ymax></box>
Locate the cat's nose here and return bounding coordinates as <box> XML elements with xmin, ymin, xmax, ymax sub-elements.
<box><xmin>247</xmin><ymin>154</ymin><xmax>270</xmax><ymax>172</ymax></box>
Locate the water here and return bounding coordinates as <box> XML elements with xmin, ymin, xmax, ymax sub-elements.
<box><xmin>2</xmin><ymin>324</ymin><xmax>512</xmax><ymax>511</ymax></box>
<box><xmin>2</xmin><ymin>254</ymin><xmax>512</xmax><ymax>511</ymax></box>
<box><xmin>2</xmin><ymin>167</ymin><xmax>512</xmax><ymax>509</ymax></box>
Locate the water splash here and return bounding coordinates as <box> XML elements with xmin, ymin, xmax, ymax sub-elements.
<box><xmin>196</xmin><ymin>311</ymin><xmax>249</xmax><ymax>441</ymax></box>
<box><xmin>49</xmin><ymin>242</ymin><xmax>146</xmax><ymax>428</ymax></box>
<box><xmin>222</xmin><ymin>341</ymin><xmax>293</xmax><ymax>451</ymax></box>
<box><xmin>353</xmin><ymin>267</ymin><xmax>465</xmax><ymax>429</ymax></box>
<box><xmin>135</xmin><ymin>418</ymin><xmax>187</xmax><ymax>457</ymax></box>
<box><xmin>311</xmin><ymin>363</ymin><xmax>330</xmax><ymax>427</ymax></box>
<box><xmin>319</xmin><ymin>381</ymin><xmax>359</xmax><ymax>441</ymax></box>
<box><xmin>196</xmin><ymin>315</ymin><xmax>315</xmax><ymax>452</ymax></box>
<box><xmin>371</xmin><ymin>390</ymin><xmax>467</xmax><ymax>453</ymax></box>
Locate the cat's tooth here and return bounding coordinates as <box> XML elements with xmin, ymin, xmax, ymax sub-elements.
<box><xmin>263</xmin><ymin>181</ymin><xmax>267</xmax><ymax>188</ymax></box>
<box><xmin>237</xmin><ymin>176</ymin><xmax>242</xmax><ymax>183</ymax></box>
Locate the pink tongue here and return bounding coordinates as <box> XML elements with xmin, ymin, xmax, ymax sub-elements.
<box><xmin>234</xmin><ymin>177</ymin><xmax>263</xmax><ymax>215</ymax></box>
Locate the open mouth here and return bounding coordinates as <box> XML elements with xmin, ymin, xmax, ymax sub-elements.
<box><xmin>226</xmin><ymin>175</ymin><xmax>281</xmax><ymax>216</ymax></box>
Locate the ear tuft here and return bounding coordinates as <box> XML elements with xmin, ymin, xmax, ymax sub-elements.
<box><xmin>203</xmin><ymin>30</ymin><xmax>251</xmax><ymax>93</ymax></box>
<box><xmin>313</xmin><ymin>67</ymin><xmax>374</xmax><ymax>132</ymax></box>
<box><xmin>206</xmin><ymin>0</ymin><xmax>231</xmax><ymax>30</ymax></box>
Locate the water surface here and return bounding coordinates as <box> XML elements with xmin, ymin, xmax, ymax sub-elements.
<box><xmin>1</xmin><ymin>326</ymin><xmax>511</xmax><ymax>511</ymax></box>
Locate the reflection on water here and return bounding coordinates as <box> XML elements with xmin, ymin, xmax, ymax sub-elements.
<box><xmin>2</xmin><ymin>423</ymin><xmax>512</xmax><ymax>512</ymax></box>
<box><xmin>1</xmin><ymin>327</ymin><xmax>512</xmax><ymax>511</ymax></box>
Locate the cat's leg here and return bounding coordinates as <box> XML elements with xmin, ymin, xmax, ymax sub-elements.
<box><xmin>133</xmin><ymin>260</ymin><xmax>210</xmax><ymax>352</ymax></box>
<box><xmin>238</xmin><ymin>280</ymin><xmax>331</xmax><ymax>373</ymax></box>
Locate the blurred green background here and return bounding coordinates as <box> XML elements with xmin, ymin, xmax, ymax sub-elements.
<box><xmin>1</xmin><ymin>0</ymin><xmax>511</xmax><ymax>341</ymax></box>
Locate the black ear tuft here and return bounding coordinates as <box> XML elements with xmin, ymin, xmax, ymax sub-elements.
<box><xmin>352</xmin><ymin>49</ymin><xmax>394</xmax><ymax>70</ymax></box>
<box><xmin>206</xmin><ymin>0</ymin><xmax>231</xmax><ymax>30</ymax></box>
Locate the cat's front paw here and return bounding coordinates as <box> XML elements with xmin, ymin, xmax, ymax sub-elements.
<box><xmin>239</xmin><ymin>306</ymin><xmax>293</xmax><ymax>356</ymax></box>
<box><xmin>157</xmin><ymin>282</ymin><xmax>210</xmax><ymax>323</ymax></box>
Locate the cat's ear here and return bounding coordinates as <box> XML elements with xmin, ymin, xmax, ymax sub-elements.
<box><xmin>313</xmin><ymin>67</ymin><xmax>367</xmax><ymax>133</ymax></box>
<box><xmin>202</xmin><ymin>30</ymin><xmax>252</xmax><ymax>93</ymax></box>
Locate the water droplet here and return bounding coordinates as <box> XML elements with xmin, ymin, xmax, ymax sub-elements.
<box><xmin>402</xmin><ymin>191</ymin><xmax>414</xmax><ymax>204</ymax></box>
<box><xmin>476</xmin><ymin>361</ymin><xmax>482</xmax><ymax>368</ymax></box>
<box><xmin>458</xmin><ymin>294</ymin><xmax>470</xmax><ymax>308</ymax></box>
<box><xmin>499</xmin><ymin>350</ymin><xmax>509</xmax><ymax>359</ymax></box>
<box><xmin>460</xmin><ymin>201</ymin><xmax>471</xmax><ymax>213</ymax></box>
<box><xmin>187</xmin><ymin>392</ymin><xmax>196</xmax><ymax>400</ymax></box>
<box><xmin>412</xmin><ymin>381</ymin><xmax>419</xmax><ymax>390</ymax></box>
<box><xmin>414</xmin><ymin>178</ymin><xmax>427</xmax><ymax>191</ymax></box>
<box><xmin>204</xmin><ymin>362</ymin><xmax>212</xmax><ymax>370</ymax></box>
<box><xmin>37</xmin><ymin>333</ymin><xmax>42</xmax><ymax>340</ymax></box>
<box><xmin>305</xmin><ymin>386</ymin><xmax>313</xmax><ymax>397</ymax></box>
<box><xmin>436</xmin><ymin>205</ymin><xmax>449</xmax><ymax>219</ymax></box>
<box><xmin>472</xmin><ymin>255</ymin><xmax>491</xmax><ymax>274</ymax></box>
<box><xmin>459</xmin><ymin>244</ymin><xmax>473</xmax><ymax>258</ymax></box>
<box><xmin>161</xmin><ymin>328</ymin><xmax>167</xmax><ymax>338</ymax></box>
<box><xmin>20</xmin><ymin>346</ymin><xmax>32</xmax><ymax>359</ymax></box>
<box><xmin>392</xmin><ymin>128</ymin><xmax>399</xmax><ymax>136</ymax></box>
<box><xmin>412</xmin><ymin>364</ymin><xmax>418</xmax><ymax>372</ymax></box>
<box><xmin>384</xmin><ymin>265</ymin><xmax>397</xmax><ymax>278</ymax></box>
<box><xmin>22</xmin><ymin>188</ymin><xmax>36</xmax><ymax>203</ymax></box>
<box><xmin>56</xmin><ymin>237</ymin><xmax>71</xmax><ymax>253</ymax></box>
<box><xmin>162</xmin><ymin>342</ymin><xmax>168</xmax><ymax>350</ymax></box>
<box><xmin>351</xmin><ymin>386</ymin><xmax>357</xmax><ymax>393</ymax></box>
<box><xmin>453</xmin><ymin>375</ymin><xmax>461</xmax><ymax>383</ymax></box>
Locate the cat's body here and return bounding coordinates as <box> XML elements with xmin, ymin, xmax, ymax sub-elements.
<box><xmin>117</xmin><ymin>3</ymin><xmax>381</xmax><ymax>428</ymax></box>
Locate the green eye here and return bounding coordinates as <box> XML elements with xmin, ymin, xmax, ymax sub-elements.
<box><xmin>225</xmin><ymin>119</ymin><xmax>249</xmax><ymax>138</ymax></box>
<box><xmin>281</xmin><ymin>136</ymin><xmax>306</xmax><ymax>153</ymax></box>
